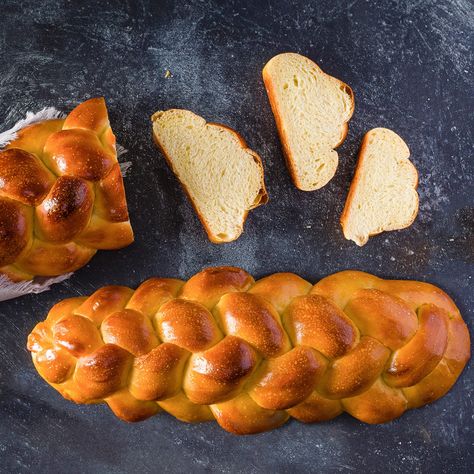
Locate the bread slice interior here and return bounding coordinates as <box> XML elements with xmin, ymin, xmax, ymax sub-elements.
<box><xmin>263</xmin><ymin>52</ymin><xmax>354</xmax><ymax>191</ymax></box>
<box><xmin>341</xmin><ymin>128</ymin><xmax>419</xmax><ymax>246</ymax></box>
<box><xmin>152</xmin><ymin>109</ymin><xmax>267</xmax><ymax>243</ymax></box>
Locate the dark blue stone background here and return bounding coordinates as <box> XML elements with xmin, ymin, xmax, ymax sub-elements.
<box><xmin>0</xmin><ymin>0</ymin><xmax>472</xmax><ymax>472</ymax></box>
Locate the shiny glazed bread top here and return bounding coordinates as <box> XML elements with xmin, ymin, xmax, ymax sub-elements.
<box><xmin>0</xmin><ymin>98</ymin><xmax>133</xmax><ymax>280</ymax></box>
<box><xmin>28</xmin><ymin>267</ymin><xmax>470</xmax><ymax>434</ymax></box>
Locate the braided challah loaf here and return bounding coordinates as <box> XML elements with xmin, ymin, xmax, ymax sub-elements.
<box><xmin>0</xmin><ymin>98</ymin><xmax>133</xmax><ymax>281</ymax></box>
<box><xmin>28</xmin><ymin>267</ymin><xmax>470</xmax><ymax>434</ymax></box>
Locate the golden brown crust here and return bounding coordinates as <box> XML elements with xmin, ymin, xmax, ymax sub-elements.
<box><xmin>384</xmin><ymin>305</ymin><xmax>449</xmax><ymax>388</ymax></box>
<box><xmin>9</xmin><ymin>119</ymin><xmax>64</xmax><ymax>156</ymax></box>
<box><xmin>319</xmin><ymin>336</ymin><xmax>390</xmax><ymax>398</ymax></box>
<box><xmin>74</xmin><ymin>344</ymin><xmax>133</xmax><ymax>400</ymax></box>
<box><xmin>0</xmin><ymin>98</ymin><xmax>133</xmax><ymax>280</ymax></box>
<box><xmin>284</xmin><ymin>294</ymin><xmax>358</xmax><ymax>358</ymax></box>
<box><xmin>28</xmin><ymin>266</ymin><xmax>470</xmax><ymax>434</ymax></box>
<box><xmin>102</xmin><ymin>309</ymin><xmax>159</xmax><ymax>357</ymax></box>
<box><xmin>155</xmin><ymin>299</ymin><xmax>222</xmax><ymax>352</ymax></box>
<box><xmin>63</xmin><ymin>97</ymin><xmax>109</xmax><ymax>134</ymax></box>
<box><xmin>95</xmin><ymin>163</ymin><xmax>130</xmax><ymax>222</ymax></box>
<box><xmin>16</xmin><ymin>239</ymin><xmax>96</xmax><ymax>276</ymax></box>
<box><xmin>248</xmin><ymin>272</ymin><xmax>312</xmax><ymax>313</ymax></box>
<box><xmin>53</xmin><ymin>313</ymin><xmax>103</xmax><ymax>357</ymax></box>
<box><xmin>130</xmin><ymin>343</ymin><xmax>188</xmax><ymax>401</ymax></box>
<box><xmin>43</xmin><ymin>129</ymin><xmax>115</xmax><ymax>181</ymax></box>
<box><xmin>216</xmin><ymin>292</ymin><xmax>291</xmax><ymax>357</ymax></box>
<box><xmin>249</xmin><ymin>347</ymin><xmax>326</xmax><ymax>410</ymax></box>
<box><xmin>0</xmin><ymin>199</ymin><xmax>32</xmax><ymax>266</ymax></box>
<box><xmin>342</xmin><ymin>378</ymin><xmax>407</xmax><ymax>424</ymax></box>
<box><xmin>106</xmin><ymin>389</ymin><xmax>160</xmax><ymax>422</ymax></box>
<box><xmin>0</xmin><ymin>149</ymin><xmax>54</xmax><ymax>205</ymax></box>
<box><xmin>344</xmin><ymin>289</ymin><xmax>418</xmax><ymax>350</ymax></box>
<box><xmin>262</xmin><ymin>53</ymin><xmax>355</xmax><ymax>191</ymax></box>
<box><xmin>180</xmin><ymin>266</ymin><xmax>254</xmax><ymax>308</ymax></box>
<box><xmin>286</xmin><ymin>390</ymin><xmax>342</xmax><ymax>423</ymax></box>
<box><xmin>211</xmin><ymin>392</ymin><xmax>289</xmax><ymax>434</ymax></box>
<box><xmin>36</xmin><ymin>176</ymin><xmax>94</xmax><ymax>242</ymax></box>
<box><xmin>158</xmin><ymin>391</ymin><xmax>214</xmax><ymax>423</ymax></box>
<box><xmin>126</xmin><ymin>278</ymin><xmax>184</xmax><ymax>317</ymax></box>
<box><xmin>151</xmin><ymin>112</ymin><xmax>268</xmax><ymax>244</ymax></box>
<box><xmin>184</xmin><ymin>336</ymin><xmax>258</xmax><ymax>405</ymax></box>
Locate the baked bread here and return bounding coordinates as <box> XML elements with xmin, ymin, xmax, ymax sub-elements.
<box><xmin>28</xmin><ymin>266</ymin><xmax>469</xmax><ymax>435</ymax></box>
<box><xmin>151</xmin><ymin>110</ymin><xmax>267</xmax><ymax>243</ymax></box>
<box><xmin>263</xmin><ymin>52</ymin><xmax>354</xmax><ymax>191</ymax></box>
<box><xmin>0</xmin><ymin>98</ymin><xmax>133</xmax><ymax>281</ymax></box>
<box><xmin>341</xmin><ymin>128</ymin><xmax>419</xmax><ymax>246</ymax></box>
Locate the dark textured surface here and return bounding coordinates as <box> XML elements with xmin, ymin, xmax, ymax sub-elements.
<box><xmin>0</xmin><ymin>0</ymin><xmax>473</xmax><ymax>472</ymax></box>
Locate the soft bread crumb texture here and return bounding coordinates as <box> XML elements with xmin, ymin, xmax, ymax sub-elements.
<box><xmin>341</xmin><ymin>128</ymin><xmax>419</xmax><ymax>246</ymax></box>
<box><xmin>151</xmin><ymin>109</ymin><xmax>267</xmax><ymax>243</ymax></box>
<box><xmin>263</xmin><ymin>52</ymin><xmax>354</xmax><ymax>191</ymax></box>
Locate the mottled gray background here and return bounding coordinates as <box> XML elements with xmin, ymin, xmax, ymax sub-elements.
<box><xmin>0</xmin><ymin>0</ymin><xmax>473</xmax><ymax>472</ymax></box>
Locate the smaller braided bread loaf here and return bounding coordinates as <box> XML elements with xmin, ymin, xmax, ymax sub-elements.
<box><xmin>28</xmin><ymin>267</ymin><xmax>470</xmax><ymax>434</ymax></box>
<box><xmin>0</xmin><ymin>98</ymin><xmax>133</xmax><ymax>281</ymax></box>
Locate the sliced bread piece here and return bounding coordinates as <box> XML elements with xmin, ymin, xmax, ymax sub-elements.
<box><xmin>341</xmin><ymin>128</ymin><xmax>419</xmax><ymax>246</ymax></box>
<box><xmin>263</xmin><ymin>52</ymin><xmax>354</xmax><ymax>191</ymax></box>
<box><xmin>151</xmin><ymin>109</ymin><xmax>268</xmax><ymax>243</ymax></box>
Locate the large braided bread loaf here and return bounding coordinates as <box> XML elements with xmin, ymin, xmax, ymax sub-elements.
<box><xmin>28</xmin><ymin>267</ymin><xmax>470</xmax><ymax>434</ymax></box>
<box><xmin>0</xmin><ymin>98</ymin><xmax>133</xmax><ymax>281</ymax></box>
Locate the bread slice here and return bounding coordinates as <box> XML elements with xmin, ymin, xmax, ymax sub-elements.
<box><xmin>151</xmin><ymin>109</ymin><xmax>268</xmax><ymax>243</ymax></box>
<box><xmin>341</xmin><ymin>128</ymin><xmax>419</xmax><ymax>246</ymax></box>
<box><xmin>263</xmin><ymin>52</ymin><xmax>354</xmax><ymax>191</ymax></box>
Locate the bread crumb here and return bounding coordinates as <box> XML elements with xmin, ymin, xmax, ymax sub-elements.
<box><xmin>164</xmin><ymin>70</ymin><xmax>172</xmax><ymax>78</ymax></box>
